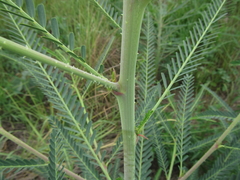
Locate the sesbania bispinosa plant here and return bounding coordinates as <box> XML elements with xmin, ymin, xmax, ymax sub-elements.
<box><xmin>0</xmin><ymin>0</ymin><xmax>239</xmax><ymax>179</ymax></box>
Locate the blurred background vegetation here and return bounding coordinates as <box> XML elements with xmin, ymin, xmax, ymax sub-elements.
<box><xmin>0</xmin><ymin>0</ymin><xmax>239</xmax><ymax>179</ymax></box>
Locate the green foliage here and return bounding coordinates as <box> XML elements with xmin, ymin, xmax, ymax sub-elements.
<box><xmin>0</xmin><ymin>0</ymin><xmax>239</xmax><ymax>179</ymax></box>
<box><xmin>91</xmin><ymin>0</ymin><xmax>122</xmax><ymax>29</ymax></box>
<box><xmin>175</xmin><ymin>75</ymin><xmax>194</xmax><ymax>176</ymax></box>
<box><xmin>150</xmin><ymin>0</ymin><xmax>240</xmax><ymax>95</ymax></box>
<box><xmin>0</xmin><ymin>158</ymin><xmax>47</xmax><ymax>178</ymax></box>
<box><xmin>0</xmin><ymin>158</ymin><xmax>46</xmax><ymax>169</ymax></box>
<box><xmin>135</xmin><ymin>122</ymin><xmax>154</xmax><ymax>180</ymax></box>
<box><xmin>135</xmin><ymin>0</ymin><xmax>230</xmax><ymax>134</ymax></box>
<box><xmin>199</xmin><ymin>146</ymin><xmax>240</xmax><ymax>180</ymax></box>
<box><xmin>47</xmin><ymin>128</ymin><xmax>65</xmax><ymax>180</ymax></box>
<box><xmin>151</xmin><ymin>125</ymin><xmax>169</xmax><ymax>177</ymax></box>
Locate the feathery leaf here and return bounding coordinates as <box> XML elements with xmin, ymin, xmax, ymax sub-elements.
<box><xmin>91</xmin><ymin>0</ymin><xmax>122</xmax><ymax>29</ymax></box>
<box><xmin>175</xmin><ymin>74</ymin><xmax>194</xmax><ymax>176</ymax></box>
<box><xmin>151</xmin><ymin>121</ymin><xmax>169</xmax><ymax>177</ymax></box>
<box><xmin>199</xmin><ymin>148</ymin><xmax>240</xmax><ymax>180</ymax></box>
<box><xmin>0</xmin><ymin>159</ymin><xmax>46</xmax><ymax>169</ymax></box>
<box><xmin>136</xmin><ymin>0</ymin><xmax>228</xmax><ymax>133</ymax></box>
<box><xmin>135</xmin><ymin>121</ymin><xmax>153</xmax><ymax>180</ymax></box>
<box><xmin>47</xmin><ymin>129</ymin><xmax>65</xmax><ymax>180</ymax></box>
<box><xmin>137</xmin><ymin>13</ymin><xmax>156</xmax><ymax>104</ymax></box>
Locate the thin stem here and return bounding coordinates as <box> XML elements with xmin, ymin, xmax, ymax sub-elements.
<box><xmin>0</xmin><ymin>37</ymin><xmax>118</xmax><ymax>91</ymax></box>
<box><xmin>179</xmin><ymin>113</ymin><xmax>240</xmax><ymax>180</ymax></box>
<box><xmin>0</xmin><ymin>127</ymin><xmax>85</xmax><ymax>180</ymax></box>
<box><xmin>167</xmin><ymin>140</ymin><xmax>177</xmax><ymax>180</ymax></box>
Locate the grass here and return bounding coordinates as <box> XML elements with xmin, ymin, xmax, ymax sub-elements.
<box><xmin>0</xmin><ymin>0</ymin><xmax>239</xmax><ymax>178</ymax></box>
<box><xmin>35</xmin><ymin>0</ymin><xmax>121</xmax><ymax>66</ymax></box>
<box><xmin>0</xmin><ymin>60</ymin><xmax>50</xmax><ymax>157</ymax></box>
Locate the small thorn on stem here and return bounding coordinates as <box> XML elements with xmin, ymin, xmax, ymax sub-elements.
<box><xmin>137</xmin><ymin>134</ymin><xmax>148</xmax><ymax>140</ymax></box>
<box><xmin>112</xmin><ymin>91</ymin><xmax>124</xmax><ymax>96</ymax></box>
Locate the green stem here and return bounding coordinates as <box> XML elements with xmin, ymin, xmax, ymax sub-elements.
<box><xmin>179</xmin><ymin>113</ymin><xmax>240</xmax><ymax>180</ymax></box>
<box><xmin>115</xmin><ymin>0</ymin><xmax>151</xmax><ymax>179</ymax></box>
<box><xmin>0</xmin><ymin>127</ymin><xmax>85</xmax><ymax>180</ymax></box>
<box><xmin>0</xmin><ymin>37</ymin><xmax>118</xmax><ymax>90</ymax></box>
<box><xmin>167</xmin><ymin>140</ymin><xmax>177</xmax><ymax>180</ymax></box>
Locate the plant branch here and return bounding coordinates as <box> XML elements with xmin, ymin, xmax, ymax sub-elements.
<box><xmin>0</xmin><ymin>127</ymin><xmax>85</xmax><ymax>180</ymax></box>
<box><xmin>179</xmin><ymin>113</ymin><xmax>240</xmax><ymax>180</ymax></box>
<box><xmin>0</xmin><ymin>37</ymin><xmax>118</xmax><ymax>91</ymax></box>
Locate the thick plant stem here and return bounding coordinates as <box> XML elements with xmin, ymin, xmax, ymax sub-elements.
<box><xmin>179</xmin><ymin>113</ymin><xmax>240</xmax><ymax>180</ymax></box>
<box><xmin>116</xmin><ymin>0</ymin><xmax>151</xmax><ymax>179</ymax></box>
